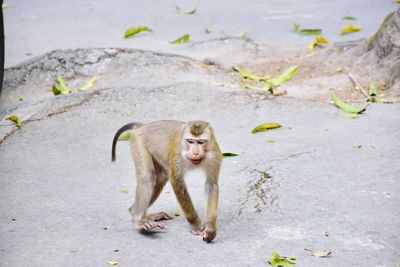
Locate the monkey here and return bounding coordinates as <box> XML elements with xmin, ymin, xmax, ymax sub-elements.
<box><xmin>111</xmin><ymin>120</ymin><xmax>223</xmax><ymax>242</ymax></box>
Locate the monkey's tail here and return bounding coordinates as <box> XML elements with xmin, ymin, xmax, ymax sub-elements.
<box><xmin>111</xmin><ymin>122</ymin><xmax>141</xmax><ymax>162</ymax></box>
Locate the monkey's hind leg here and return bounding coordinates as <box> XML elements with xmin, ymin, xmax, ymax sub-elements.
<box><xmin>128</xmin><ymin>141</ymin><xmax>165</xmax><ymax>231</ymax></box>
<box><xmin>143</xmin><ymin>163</ymin><xmax>173</xmax><ymax>222</ymax></box>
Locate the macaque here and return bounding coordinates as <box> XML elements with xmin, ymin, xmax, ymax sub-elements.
<box><xmin>111</xmin><ymin>120</ymin><xmax>222</xmax><ymax>242</ymax></box>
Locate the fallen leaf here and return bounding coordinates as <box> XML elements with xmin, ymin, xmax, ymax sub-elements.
<box><xmin>309</xmin><ymin>36</ymin><xmax>329</xmax><ymax>50</ymax></box>
<box><xmin>205</xmin><ymin>27</ymin><xmax>212</xmax><ymax>33</ymax></box>
<box><xmin>366</xmin><ymin>84</ymin><xmax>392</xmax><ymax>103</ymax></box>
<box><xmin>293</xmin><ymin>23</ymin><xmax>300</xmax><ymax>32</ymax></box>
<box><xmin>222</xmin><ymin>152</ymin><xmax>240</xmax><ymax>157</ymax></box>
<box><xmin>121</xmin><ymin>188</ymin><xmax>129</xmax><ymax>193</ymax></box>
<box><xmin>316</xmin><ymin>36</ymin><xmax>329</xmax><ymax>44</ymax></box>
<box><xmin>299</xmin><ymin>29</ymin><xmax>322</xmax><ymax>35</ymax></box>
<box><xmin>342</xmin><ymin>16</ymin><xmax>356</xmax><ymax>20</ymax></box>
<box><xmin>353</xmin><ymin>144</ymin><xmax>362</xmax><ymax>148</ymax></box>
<box><xmin>11</xmin><ymin>218</ymin><xmax>16</xmax><ymax>221</ymax></box>
<box><xmin>174</xmin><ymin>211</ymin><xmax>181</xmax><ymax>216</ymax></box>
<box><xmin>238</xmin><ymin>30</ymin><xmax>248</xmax><ymax>38</ymax></box>
<box><xmin>19</xmin><ymin>96</ymin><xmax>24</xmax><ymax>101</ymax></box>
<box><xmin>124</xmin><ymin>26</ymin><xmax>152</xmax><ymax>38</ymax></box>
<box><xmin>308</xmin><ymin>42</ymin><xmax>317</xmax><ymax>50</ymax></box>
<box><xmin>52</xmin><ymin>75</ymin><xmax>72</xmax><ymax>95</ymax></box>
<box><xmin>232</xmin><ymin>66</ymin><xmax>270</xmax><ymax>81</ymax></box>
<box><xmin>270</xmin><ymin>65</ymin><xmax>299</xmax><ymax>88</ymax></box>
<box><xmin>78</xmin><ymin>76</ymin><xmax>97</xmax><ymax>91</ymax></box>
<box><xmin>103</xmin><ymin>226</ymin><xmax>109</xmax><ymax>230</ymax></box>
<box><xmin>251</xmin><ymin>123</ymin><xmax>282</xmax><ymax>133</ymax></box>
<box><xmin>106</xmin><ymin>260</ymin><xmax>118</xmax><ymax>266</ymax></box>
<box><xmin>332</xmin><ymin>94</ymin><xmax>366</xmax><ymax>114</ymax></box>
<box><xmin>340</xmin><ymin>25</ymin><xmax>362</xmax><ymax>35</ymax></box>
<box><xmin>267</xmin><ymin>139</ymin><xmax>274</xmax><ymax>143</ymax></box>
<box><xmin>170</xmin><ymin>34</ymin><xmax>190</xmax><ymax>44</ymax></box>
<box><xmin>304</xmin><ymin>248</ymin><xmax>332</xmax><ymax>257</ymax></box>
<box><xmin>118</xmin><ymin>131</ymin><xmax>131</xmax><ymax>141</ymax></box>
<box><xmin>113</xmin><ymin>249</ymin><xmax>119</xmax><ymax>253</ymax></box>
<box><xmin>396</xmin><ymin>0</ymin><xmax>400</xmax><ymax>3</ymax></box>
<box><xmin>268</xmin><ymin>252</ymin><xmax>296</xmax><ymax>267</ymax></box>
<box><xmin>175</xmin><ymin>6</ymin><xmax>196</xmax><ymax>14</ymax></box>
<box><xmin>7</xmin><ymin>115</ymin><xmax>22</xmax><ymax>128</ymax></box>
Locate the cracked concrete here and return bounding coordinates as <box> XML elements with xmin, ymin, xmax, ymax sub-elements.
<box><xmin>1</xmin><ymin>1</ymin><xmax>400</xmax><ymax>267</ymax></box>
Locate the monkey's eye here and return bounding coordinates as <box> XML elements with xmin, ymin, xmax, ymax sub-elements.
<box><xmin>197</xmin><ymin>140</ymin><xmax>207</xmax><ymax>145</ymax></box>
<box><xmin>186</xmin><ymin>139</ymin><xmax>196</xmax><ymax>144</ymax></box>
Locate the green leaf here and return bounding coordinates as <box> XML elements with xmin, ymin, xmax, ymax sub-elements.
<box><xmin>170</xmin><ymin>34</ymin><xmax>190</xmax><ymax>44</ymax></box>
<box><xmin>342</xmin><ymin>16</ymin><xmax>356</xmax><ymax>20</ymax></box>
<box><xmin>271</xmin><ymin>252</ymin><xmax>280</xmax><ymax>259</ymax></box>
<box><xmin>238</xmin><ymin>30</ymin><xmax>248</xmax><ymax>38</ymax></box>
<box><xmin>268</xmin><ymin>252</ymin><xmax>296</xmax><ymax>267</ymax></box>
<box><xmin>332</xmin><ymin>95</ymin><xmax>366</xmax><ymax>114</ymax></box>
<box><xmin>270</xmin><ymin>65</ymin><xmax>299</xmax><ymax>87</ymax></box>
<box><xmin>232</xmin><ymin>66</ymin><xmax>270</xmax><ymax>81</ymax></box>
<box><xmin>299</xmin><ymin>29</ymin><xmax>322</xmax><ymax>35</ymax></box>
<box><xmin>19</xmin><ymin>96</ymin><xmax>24</xmax><ymax>101</ymax></box>
<box><xmin>174</xmin><ymin>211</ymin><xmax>181</xmax><ymax>216</ymax></box>
<box><xmin>293</xmin><ymin>23</ymin><xmax>300</xmax><ymax>32</ymax></box>
<box><xmin>124</xmin><ymin>26</ymin><xmax>152</xmax><ymax>38</ymax></box>
<box><xmin>78</xmin><ymin>76</ymin><xmax>97</xmax><ymax>91</ymax></box>
<box><xmin>252</xmin><ymin>123</ymin><xmax>281</xmax><ymax>133</ymax></box>
<box><xmin>7</xmin><ymin>115</ymin><xmax>22</xmax><ymax>128</ymax></box>
<box><xmin>368</xmin><ymin>83</ymin><xmax>378</xmax><ymax>96</ymax></box>
<box><xmin>175</xmin><ymin>6</ymin><xmax>196</xmax><ymax>14</ymax></box>
<box><xmin>205</xmin><ymin>27</ymin><xmax>212</xmax><ymax>34</ymax></box>
<box><xmin>53</xmin><ymin>75</ymin><xmax>71</xmax><ymax>95</ymax></box>
<box><xmin>118</xmin><ymin>131</ymin><xmax>131</xmax><ymax>141</ymax></box>
<box><xmin>222</xmin><ymin>152</ymin><xmax>240</xmax><ymax>157</ymax></box>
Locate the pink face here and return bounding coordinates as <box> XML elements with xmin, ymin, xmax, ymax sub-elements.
<box><xmin>185</xmin><ymin>138</ymin><xmax>208</xmax><ymax>165</ymax></box>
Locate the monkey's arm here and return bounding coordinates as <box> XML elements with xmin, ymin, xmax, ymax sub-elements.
<box><xmin>169</xmin><ymin>165</ymin><xmax>202</xmax><ymax>231</ymax></box>
<box><xmin>203</xmin><ymin>161</ymin><xmax>221</xmax><ymax>242</ymax></box>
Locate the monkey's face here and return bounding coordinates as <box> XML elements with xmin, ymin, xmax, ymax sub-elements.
<box><xmin>185</xmin><ymin>138</ymin><xmax>208</xmax><ymax>165</ymax></box>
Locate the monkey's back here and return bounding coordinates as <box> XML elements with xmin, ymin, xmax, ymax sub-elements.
<box><xmin>134</xmin><ymin>120</ymin><xmax>185</xmax><ymax>166</ymax></box>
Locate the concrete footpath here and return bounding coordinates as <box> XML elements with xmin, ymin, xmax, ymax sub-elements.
<box><xmin>1</xmin><ymin>1</ymin><xmax>399</xmax><ymax>266</ymax></box>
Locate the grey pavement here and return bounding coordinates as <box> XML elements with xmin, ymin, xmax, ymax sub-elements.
<box><xmin>1</xmin><ymin>1</ymin><xmax>400</xmax><ymax>267</ymax></box>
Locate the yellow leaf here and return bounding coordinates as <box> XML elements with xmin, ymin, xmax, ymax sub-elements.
<box><xmin>308</xmin><ymin>42</ymin><xmax>317</xmax><ymax>50</ymax></box>
<box><xmin>124</xmin><ymin>26</ymin><xmax>152</xmax><ymax>38</ymax></box>
<box><xmin>251</xmin><ymin>123</ymin><xmax>281</xmax><ymax>133</ymax></box>
<box><xmin>170</xmin><ymin>34</ymin><xmax>190</xmax><ymax>44</ymax></box>
<box><xmin>7</xmin><ymin>115</ymin><xmax>22</xmax><ymax>128</ymax></box>
<box><xmin>340</xmin><ymin>25</ymin><xmax>362</xmax><ymax>35</ymax></box>
<box><xmin>238</xmin><ymin>30</ymin><xmax>248</xmax><ymax>38</ymax></box>
<box><xmin>267</xmin><ymin>139</ymin><xmax>274</xmax><ymax>143</ymax></box>
<box><xmin>174</xmin><ymin>211</ymin><xmax>181</xmax><ymax>216</ymax></box>
<box><xmin>315</xmin><ymin>36</ymin><xmax>329</xmax><ymax>44</ymax></box>
<box><xmin>78</xmin><ymin>76</ymin><xmax>97</xmax><ymax>91</ymax></box>
<box><xmin>121</xmin><ymin>188</ymin><xmax>129</xmax><ymax>193</ymax></box>
<box><xmin>107</xmin><ymin>260</ymin><xmax>118</xmax><ymax>265</ymax></box>
<box><xmin>19</xmin><ymin>96</ymin><xmax>24</xmax><ymax>101</ymax></box>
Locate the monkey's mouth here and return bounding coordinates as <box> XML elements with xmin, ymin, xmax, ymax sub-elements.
<box><xmin>191</xmin><ymin>159</ymin><xmax>202</xmax><ymax>165</ymax></box>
